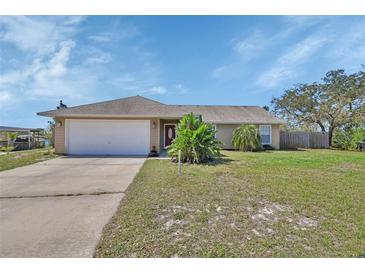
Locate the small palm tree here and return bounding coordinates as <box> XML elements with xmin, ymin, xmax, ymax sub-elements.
<box><xmin>7</xmin><ymin>132</ymin><xmax>17</xmax><ymax>146</ymax></box>
<box><xmin>6</xmin><ymin>132</ymin><xmax>17</xmax><ymax>153</ymax></box>
<box><xmin>232</xmin><ymin>125</ymin><xmax>261</xmax><ymax>151</ymax></box>
<box><xmin>168</xmin><ymin>113</ymin><xmax>222</xmax><ymax>163</ymax></box>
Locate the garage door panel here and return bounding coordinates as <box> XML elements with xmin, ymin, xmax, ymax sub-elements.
<box><xmin>67</xmin><ymin>119</ymin><xmax>150</xmax><ymax>155</ymax></box>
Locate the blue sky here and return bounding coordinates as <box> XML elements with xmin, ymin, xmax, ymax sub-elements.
<box><xmin>1</xmin><ymin>16</ymin><xmax>364</xmax><ymax>128</ymax></box>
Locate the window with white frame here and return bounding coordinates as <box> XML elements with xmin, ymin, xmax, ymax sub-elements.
<box><xmin>259</xmin><ymin>125</ymin><xmax>271</xmax><ymax>145</ymax></box>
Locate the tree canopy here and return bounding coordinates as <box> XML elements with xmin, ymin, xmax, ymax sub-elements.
<box><xmin>271</xmin><ymin>69</ymin><xmax>365</xmax><ymax>145</ymax></box>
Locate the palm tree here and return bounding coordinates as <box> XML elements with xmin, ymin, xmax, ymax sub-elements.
<box><xmin>7</xmin><ymin>132</ymin><xmax>17</xmax><ymax>153</ymax></box>
<box><xmin>232</xmin><ymin>125</ymin><xmax>261</xmax><ymax>151</ymax></box>
<box><xmin>168</xmin><ymin>113</ymin><xmax>222</xmax><ymax>163</ymax></box>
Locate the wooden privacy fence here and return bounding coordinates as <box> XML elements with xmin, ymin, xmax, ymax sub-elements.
<box><xmin>280</xmin><ymin>131</ymin><xmax>329</xmax><ymax>149</ymax></box>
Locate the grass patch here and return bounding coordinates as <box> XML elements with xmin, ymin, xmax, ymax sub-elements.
<box><xmin>0</xmin><ymin>148</ymin><xmax>58</xmax><ymax>171</ymax></box>
<box><xmin>95</xmin><ymin>149</ymin><xmax>365</xmax><ymax>257</ymax></box>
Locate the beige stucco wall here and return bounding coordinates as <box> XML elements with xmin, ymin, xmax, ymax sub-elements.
<box><xmin>216</xmin><ymin>123</ymin><xmax>281</xmax><ymax>150</ymax></box>
<box><xmin>53</xmin><ymin>117</ymin><xmax>281</xmax><ymax>154</ymax></box>
<box><xmin>150</xmin><ymin>118</ymin><xmax>160</xmax><ymax>152</ymax></box>
<box><xmin>54</xmin><ymin>117</ymin><xmax>160</xmax><ymax>154</ymax></box>
<box><xmin>271</xmin><ymin>124</ymin><xmax>280</xmax><ymax>149</ymax></box>
<box><xmin>54</xmin><ymin>117</ymin><xmax>66</xmax><ymax>154</ymax></box>
<box><xmin>215</xmin><ymin>124</ymin><xmax>237</xmax><ymax>149</ymax></box>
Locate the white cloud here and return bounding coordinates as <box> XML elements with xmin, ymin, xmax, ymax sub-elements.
<box><xmin>88</xmin><ymin>22</ymin><xmax>139</xmax><ymax>43</ymax></box>
<box><xmin>212</xmin><ymin>16</ymin><xmax>329</xmax><ymax>81</ymax></box>
<box><xmin>257</xmin><ymin>33</ymin><xmax>329</xmax><ymax>88</ymax></box>
<box><xmin>86</xmin><ymin>51</ymin><xmax>111</xmax><ymax>64</ymax></box>
<box><xmin>145</xmin><ymin>86</ymin><xmax>168</xmax><ymax>95</ymax></box>
<box><xmin>212</xmin><ymin>65</ymin><xmax>230</xmax><ymax>79</ymax></box>
<box><xmin>88</xmin><ymin>32</ymin><xmax>112</xmax><ymax>43</ymax></box>
<box><xmin>0</xmin><ymin>16</ymin><xmax>169</xmax><ymax>128</ymax></box>
<box><xmin>0</xmin><ymin>16</ymin><xmax>108</xmax><ymax>102</ymax></box>
<box><xmin>0</xmin><ymin>90</ymin><xmax>12</xmax><ymax>105</ymax></box>
<box><xmin>63</xmin><ymin>16</ymin><xmax>86</xmax><ymax>26</ymax></box>
<box><xmin>34</xmin><ymin>40</ymin><xmax>75</xmax><ymax>81</ymax></box>
<box><xmin>232</xmin><ymin>30</ymin><xmax>265</xmax><ymax>60</ymax></box>
<box><xmin>326</xmin><ymin>21</ymin><xmax>365</xmax><ymax>64</ymax></box>
<box><xmin>110</xmin><ymin>74</ymin><xmax>135</xmax><ymax>86</ymax></box>
<box><xmin>0</xmin><ymin>16</ymin><xmax>81</xmax><ymax>56</ymax></box>
<box><xmin>0</xmin><ymin>40</ymin><xmax>76</xmax><ymax>99</ymax></box>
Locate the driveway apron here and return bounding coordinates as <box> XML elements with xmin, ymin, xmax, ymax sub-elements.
<box><xmin>0</xmin><ymin>156</ymin><xmax>145</xmax><ymax>257</ymax></box>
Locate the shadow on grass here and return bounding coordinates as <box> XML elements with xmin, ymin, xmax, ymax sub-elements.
<box><xmin>204</xmin><ymin>156</ymin><xmax>235</xmax><ymax>166</ymax></box>
<box><xmin>278</xmin><ymin>148</ymin><xmax>308</xmax><ymax>152</ymax></box>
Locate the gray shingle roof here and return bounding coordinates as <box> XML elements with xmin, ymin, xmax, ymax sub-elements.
<box><xmin>37</xmin><ymin>95</ymin><xmax>285</xmax><ymax>124</ymax></box>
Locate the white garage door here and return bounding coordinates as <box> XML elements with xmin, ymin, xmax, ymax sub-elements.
<box><xmin>66</xmin><ymin>119</ymin><xmax>150</xmax><ymax>155</ymax></box>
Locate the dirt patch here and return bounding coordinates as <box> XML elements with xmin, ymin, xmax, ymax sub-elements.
<box><xmin>336</xmin><ymin>163</ymin><xmax>363</xmax><ymax>171</ymax></box>
<box><xmin>296</xmin><ymin>217</ymin><xmax>319</xmax><ymax>229</ymax></box>
<box><xmin>156</xmin><ymin>205</ymin><xmax>195</xmax><ymax>231</ymax></box>
<box><xmin>249</xmin><ymin>201</ymin><xmax>319</xmax><ymax>237</ymax></box>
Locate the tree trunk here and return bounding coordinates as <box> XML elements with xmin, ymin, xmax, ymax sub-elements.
<box><xmin>328</xmin><ymin>126</ymin><xmax>334</xmax><ymax>147</ymax></box>
<box><xmin>316</xmin><ymin>121</ymin><xmax>326</xmax><ymax>132</ymax></box>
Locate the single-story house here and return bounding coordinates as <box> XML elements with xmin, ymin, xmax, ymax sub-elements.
<box><xmin>37</xmin><ymin>95</ymin><xmax>286</xmax><ymax>155</ymax></box>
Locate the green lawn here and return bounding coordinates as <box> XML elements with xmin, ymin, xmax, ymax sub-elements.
<box><xmin>95</xmin><ymin>150</ymin><xmax>365</xmax><ymax>258</ymax></box>
<box><xmin>0</xmin><ymin>148</ymin><xmax>58</xmax><ymax>171</ymax></box>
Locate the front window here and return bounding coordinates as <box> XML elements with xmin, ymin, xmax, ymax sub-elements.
<box><xmin>259</xmin><ymin>125</ymin><xmax>271</xmax><ymax>145</ymax></box>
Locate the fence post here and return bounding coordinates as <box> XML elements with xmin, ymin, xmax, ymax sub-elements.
<box><xmin>178</xmin><ymin>150</ymin><xmax>182</xmax><ymax>176</ymax></box>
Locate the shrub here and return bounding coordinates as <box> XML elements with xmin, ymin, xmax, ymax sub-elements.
<box><xmin>167</xmin><ymin>113</ymin><xmax>223</xmax><ymax>163</ymax></box>
<box><xmin>0</xmin><ymin>146</ymin><xmax>14</xmax><ymax>153</ymax></box>
<box><xmin>262</xmin><ymin>144</ymin><xmax>274</xmax><ymax>150</ymax></box>
<box><xmin>333</xmin><ymin>127</ymin><xmax>365</xmax><ymax>150</ymax></box>
<box><xmin>7</xmin><ymin>132</ymin><xmax>17</xmax><ymax>146</ymax></box>
<box><xmin>232</xmin><ymin>124</ymin><xmax>261</xmax><ymax>151</ymax></box>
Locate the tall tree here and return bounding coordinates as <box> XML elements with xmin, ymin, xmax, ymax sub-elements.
<box><xmin>271</xmin><ymin>69</ymin><xmax>365</xmax><ymax>145</ymax></box>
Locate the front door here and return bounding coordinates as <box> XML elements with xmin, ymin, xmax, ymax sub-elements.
<box><xmin>164</xmin><ymin>124</ymin><xmax>176</xmax><ymax>148</ymax></box>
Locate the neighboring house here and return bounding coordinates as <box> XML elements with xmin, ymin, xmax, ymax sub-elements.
<box><xmin>37</xmin><ymin>96</ymin><xmax>286</xmax><ymax>155</ymax></box>
<box><xmin>0</xmin><ymin>126</ymin><xmax>45</xmax><ymax>149</ymax></box>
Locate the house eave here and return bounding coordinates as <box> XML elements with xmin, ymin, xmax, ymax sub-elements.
<box><xmin>37</xmin><ymin>112</ymin><xmax>286</xmax><ymax>125</ymax></box>
<box><xmin>206</xmin><ymin>121</ymin><xmax>287</xmax><ymax>125</ymax></box>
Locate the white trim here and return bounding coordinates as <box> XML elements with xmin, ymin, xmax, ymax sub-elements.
<box><xmin>164</xmin><ymin>123</ymin><xmax>177</xmax><ymax>149</ymax></box>
<box><xmin>259</xmin><ymin>124</ymin><xmax>272</xmax><ymax>145</ymax></box>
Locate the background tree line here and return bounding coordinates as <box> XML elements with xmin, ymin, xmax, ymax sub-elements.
<box><xmin>271</xmin><ymin>69</ymin><xmax>365</xmax><ymax>148</ymax></box>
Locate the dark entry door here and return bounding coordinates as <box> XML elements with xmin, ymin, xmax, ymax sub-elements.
<box><xmin>164</xmin><ymin>124</ymin><xmax>176</xmax><ymax>148</ymax></box>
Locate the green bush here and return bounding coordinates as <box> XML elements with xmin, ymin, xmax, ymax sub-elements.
<box><xmin>0</xmin><ymin>146</ymin><xmax>14</xmax><ymax>152</ymax></box>
<box><xmin>232</xmin><ymin>124</ymin><xmax>261</xmax><ymax>151</ymax></box>
<box><xmin>262</xmin><ymin>144</ymin><xmax>274</xmax><ymax>150</ymax></box>
<box><xmin>167</xmin><ymin>113</ymin><xmax>223</xmax><ymax>163</ymax></box>
<box><xmin>332</xmin><ymin>127</ymin><xmax>365</xmax><ymax>150</ymax></box>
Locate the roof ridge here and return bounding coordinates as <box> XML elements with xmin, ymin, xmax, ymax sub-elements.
<box><xmin>39</xmin><ymin>95</ymin><xmax>165</xmax><ymax>113</ymax></box>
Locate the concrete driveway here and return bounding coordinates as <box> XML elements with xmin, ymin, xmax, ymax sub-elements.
<box><xmin>0</xmin><ymin>156</ymin><xmax>145</xmax><ymax>257</ymax></box>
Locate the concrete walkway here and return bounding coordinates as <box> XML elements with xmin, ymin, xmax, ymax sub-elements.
<box><xmin>0</xmin><ymin>156</ymin><xmax>145</xmax><ymax>257</ymax></box>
